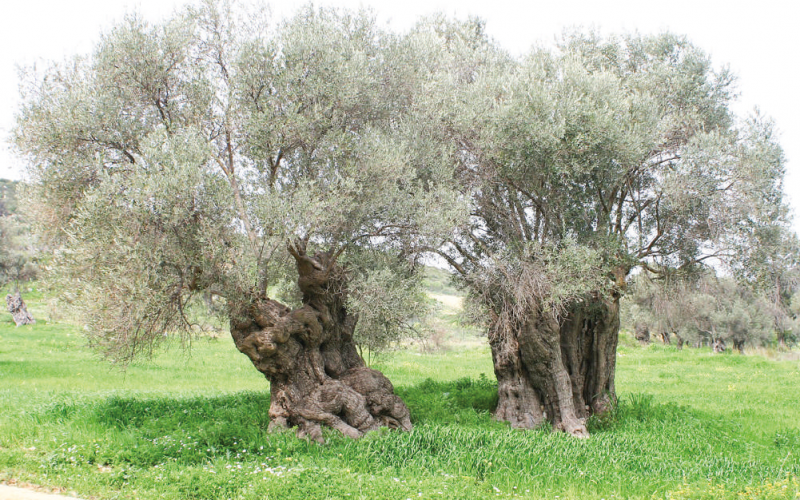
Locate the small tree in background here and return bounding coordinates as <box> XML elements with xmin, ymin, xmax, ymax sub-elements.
<box><xmin>0</xmin><ymin>180</ymin><xmax>39</xmax><ymax>287</ymax></box>
<box><xmin>686</xmin><ymin>277</ymin><xmax>774</xmax><ymax>353</ymax></box>
<box><xmin>731</xmin><ymin>226</ymin><xmax>800</xmax><ymax>350</ymax></box>
<box><xmin>0</xmin><ymin>180</ymin><xmax>39</xmax><ymax>325</ymax></box>
<box><xmin>624</xmin><ymin>276</ymin><xmax>694</xmax><ymax>347</ymax></box>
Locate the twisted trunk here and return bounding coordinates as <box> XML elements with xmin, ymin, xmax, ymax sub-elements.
<box><xmin>490</xmin><ymin>293</ymin><xmax>620</xmax><ymax>437</ymax></box>
<box><xmin>6</xmin><ymin>292</ymin><xmax>35</xmax><ymax>326</ymax></box>
<box><xmin>229</xmin><ymin>242</ymin><xmax>411</xmax><ymax>442</ymax></box>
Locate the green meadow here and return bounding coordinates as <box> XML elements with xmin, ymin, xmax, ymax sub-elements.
<box><xmin>0</xmin><ymin>289</ymin><xmax>798</xmax><ymax>499</ymax></box>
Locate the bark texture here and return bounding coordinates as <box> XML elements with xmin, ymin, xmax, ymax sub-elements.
<box><xmin>490</xmin><ymin>293</ymin><xmax>620</xmax><ymax>437</ymax></box>
<box><xmin>6</xmin><ymin>292</ymin><xmax>35</xmax><ymax>326</ymax></box>
<box><xmin>229</xmin><ymin>242</ymin><xmax>411</xmax><ymax>442</ymax></box>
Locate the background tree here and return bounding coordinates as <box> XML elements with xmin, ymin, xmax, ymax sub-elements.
<box><xmin>0</xmin><ymin>180</ymin><xmax>38</xmax><ymax>287</ymax></box>
<box><xmin>422</xmin><ymin>30</ymin><xmax>790</xmax><ymax>435</ymax></box>
<box><xmin>729</xmin><ymin>225</ymin><xmax>800</xmax><ymax>350</ymax></box>
<box><xmin>14</xmin><ymin>2</ymin><xmax>461</xmax><ymax>441</ymax></box>
<box><xmin>624</xmin><ymin>276</ymin><xmax>694</xmax><ymax>347</ymax></box>
<box><xmin>0</xmin><ymin>180</ymin><xmax>39</xmax><ymax>325</ymax></box>
<box><xmin>625</xmin><ymin>273</ymin><xmax>777</xmax><ymax>353</ymax></box>
<box><xmin>697</xmin><ymin>278</ymin><xmax>773</xmax><ymax>353</ymax></box>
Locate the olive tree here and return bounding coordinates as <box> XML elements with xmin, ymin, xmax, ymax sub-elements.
<box><xmin>0</xmin><ymin>181</ymin><xmax>39</xmax><ymax>325</ymax></box>
<box><xmin>626</xmin><ymin>273</ymin><xmax>779</xmax><ymax>352</ymax></box>
<box><xmin>729</xmin><ymin>226</ymin><xmax>800</xmax><ymax>349</ymax></box>
<box><xmin>624</xmin><ymin>276</ymin><xmax>694</xmax><ymax>347</ymax></box>
<box><xmin>14</xmin><ymin>2</ymin><xmax>461</xmax><ymax>441</ymax></box>
<box><xmin>421</xmin><ymin>30</ymin><xmax>790</xmax><ymax>435</ymax></box>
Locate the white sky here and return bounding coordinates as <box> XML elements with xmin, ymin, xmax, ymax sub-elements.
<box><xmin>2</xmin><ymin>0</ymin><xmax>798</xmax><ymax>232</ymax></box>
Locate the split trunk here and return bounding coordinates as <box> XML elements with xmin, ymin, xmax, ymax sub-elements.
<box><xmin>491</xmin><ymin>293</ymin><xmax>620</xmax><ymax>437</ymax></box>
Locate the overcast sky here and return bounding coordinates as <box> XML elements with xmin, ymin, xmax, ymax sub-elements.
<box><xmin>2</xmin><ymin>0</ymin><xmax>798</xmax><ymax>231</ymax></box>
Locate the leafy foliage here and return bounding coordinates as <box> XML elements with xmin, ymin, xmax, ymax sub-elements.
<box><xmin>13</xmin><ymin>2</ymin><xmax>461</xmax><ymax>360</ymax></box>
<box><xmin>424</xmin><ymin>30</ymin><xmax>790</xmax><ymax>306</ymax></box>
<box><xmin>625</xmin><ymin>273</ymin><xmax>785</xmax><ymax>351</ymax></box>
<box><xmin>0</xmin><ymin>180</ymin><xmax>39</xmax><ymax>288</ymax></box>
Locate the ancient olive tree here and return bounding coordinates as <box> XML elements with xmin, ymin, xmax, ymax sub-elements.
<box><xmin>421</xmin><ymin>29</ymin><xmax>790</xmax><ymax>435</ymax></box>
<box><xmin>14</xmin><ymin>3</ymin><xmax>459</xmax><ymax>441</ymax></box>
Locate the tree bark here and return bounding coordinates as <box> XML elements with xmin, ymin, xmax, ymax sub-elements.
<box><xmin>490</xmin><ymin>293</ymin><xmax>619</xmax><ymax>437</ymax></box>
<box><xmin>6</xmin><ymin>292</ymin><xmax>35</xmax><ymax>326</ymax></box>
<box><xmin>228</xmin><ymin>241</ymin><xmax>411</xmax><ymax>442</ymax></box>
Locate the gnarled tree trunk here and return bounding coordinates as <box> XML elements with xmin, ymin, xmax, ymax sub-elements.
<box><xmin>229</xmin><ymin>242</ymin><xmax>412</xmax><ymax>442</ymax></box>
<box><xmin>6</xmin><ymin>292</ymin><xmax>35</xmax><ymax>326</ymax></box>
<box><xmin>490</xmin><ymin>293</ymin><xmax>620</xmax><ymax>437</ymax></box>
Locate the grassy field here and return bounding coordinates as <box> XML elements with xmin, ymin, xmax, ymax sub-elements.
<box><xmin>1</xmin><ymin>288</ymin><xmax>799</xmax><ymax>499</ymax></box>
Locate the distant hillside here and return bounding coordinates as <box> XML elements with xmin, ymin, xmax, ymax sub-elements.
<box><xmin>422</xmin><ymin>266</ymin><xmax>462</xmax><ymax>296</ymax></box>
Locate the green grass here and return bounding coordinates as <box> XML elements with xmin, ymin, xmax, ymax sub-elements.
<box><xmin>1</xmin><ymin>299</ymin><xmax>799</xmax><ymax>499</ymax></box>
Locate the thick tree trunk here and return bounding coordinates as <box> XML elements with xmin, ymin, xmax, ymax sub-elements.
<box><xmin>6</xmin><ymin>292</ymin><xmax>35</xmax><ymax>326</ymax></box>
<box><xmin>229</xmin><ymin>242</ymin><xmax>411</xmax><ymax>442</ymax></box>
<box><xmin>491</xmin><ymin>322</ymin><xmax>546</xmax><ymax>430</ymax></box>
<box><xmin>490</xmin><ymin>293</ymin><xmax>619</xmax><ymax>437</ymax></box>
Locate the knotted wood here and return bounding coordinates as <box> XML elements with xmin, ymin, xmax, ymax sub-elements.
<box><xmin>230</xmin><ymin>241</ymin><xmax>411</xmax><ymax>442</ymax></box>
<box><xmin>6</xmin><ymin>292</ymin><xmax>35</xmax><ymax>326</ymax></box>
